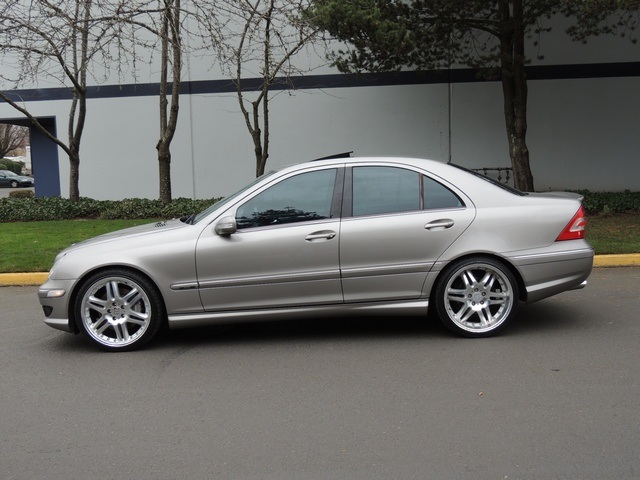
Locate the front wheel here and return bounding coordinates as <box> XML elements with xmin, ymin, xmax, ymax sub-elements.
<box><xmin>433</xmin><ymin>257</ymin><xmax>519</xmax><ymax>337</ymax></box>
<box><xmin>10</xmin><ymin>180</ymin><xmax>18</xmax><ymax>188</ymax></box>
<box><xmin>75</xmin><ymin>269</ymin><xmax>165</xmax><ymax>351</ymax></box>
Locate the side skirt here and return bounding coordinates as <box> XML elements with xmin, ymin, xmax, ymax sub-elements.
<box><xmin>168</xmin><ymin>300</ymin><xmax>429</xmax><ymax>330</ymax></box>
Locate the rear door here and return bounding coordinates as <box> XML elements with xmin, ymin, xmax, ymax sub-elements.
<box><xmin>339</xmin><ymin>164</ymin><xmax>475</xmax><ymax>302</ymax></box>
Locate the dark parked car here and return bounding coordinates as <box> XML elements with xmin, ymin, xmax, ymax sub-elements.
<box><xmin>0</xmin><ymin>170</ymin><xmax>34</xmax><ymax>188</ymax></box>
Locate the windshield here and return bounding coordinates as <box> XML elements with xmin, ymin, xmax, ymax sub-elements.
<box><xmin>192</xmin><ymin>171</ymin><xmax>277</xmax><ymax>224</ymax></box>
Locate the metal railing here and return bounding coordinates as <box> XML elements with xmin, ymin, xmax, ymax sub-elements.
<box><xmin>471</xmin><ymin>167</ymin><xmax>514</xmax><ymax>186</ymax></box>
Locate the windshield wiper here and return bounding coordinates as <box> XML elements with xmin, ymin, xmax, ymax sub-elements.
<box><xmin>180</xmin><ymin>213</ymin><xmax>196</xmax><ymax>225</ymax></box>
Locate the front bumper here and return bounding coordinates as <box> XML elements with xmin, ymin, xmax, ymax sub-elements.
<box><xmin>38</xmin><ymin>278</ymin><xmax>77</xmax><ymax>333</ymax></box>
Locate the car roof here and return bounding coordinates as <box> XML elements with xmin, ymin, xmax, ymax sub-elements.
<box><xmin>290</xmin><ymin>156</ymin><xmax>454</xmax><ymax>174</ymax></box>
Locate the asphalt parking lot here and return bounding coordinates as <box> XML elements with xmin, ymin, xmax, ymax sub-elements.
<box><xmin>1</xmin><ymin>267</ymin><xmax>639</xmax><ymax>479</ymax></box>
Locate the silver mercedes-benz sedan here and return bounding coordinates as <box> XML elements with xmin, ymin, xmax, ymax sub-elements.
<box><xmin>38</xmin><ymin>157</ymin><xmax>593</xmax><ymax>351</ymax></box>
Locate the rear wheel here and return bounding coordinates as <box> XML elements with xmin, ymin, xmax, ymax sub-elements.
<box><xmin>75</xmin><ymin>269</ymin><xmax>164</xmax><ymax>351</ymax></box>
<box><xmin>433</xmin><ymin>257</ymin><xmax>518</xmax><ymax>337</ymax></box>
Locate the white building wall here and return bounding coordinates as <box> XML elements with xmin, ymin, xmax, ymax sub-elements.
<box><xmin>1</xmin><ymin>14</ymin><xmax>639</xmax><ymax>199</ymax></box>
<box><xmin>449</xmin><ymin>75</ymin><xmax>640</xmax><ymax>192</ymax></box>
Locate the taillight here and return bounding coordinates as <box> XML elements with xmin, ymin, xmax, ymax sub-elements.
<box><xmin>556</xmin><ymin>205</ymin><xmax>587</xmax><ymax>241</ymax></box>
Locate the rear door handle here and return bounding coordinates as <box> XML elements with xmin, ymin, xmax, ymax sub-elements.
<box><xmin>425</xmin><ymin>219</ymin><xmax>455</xmax><ymax>230</ymax></box>
<box><xmin>305</xmin><ymin>230</ymin><xmax>337</xmax><ymax>241</ymax></box>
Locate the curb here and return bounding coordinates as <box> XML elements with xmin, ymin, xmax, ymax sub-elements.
<box><xmin>593</xmin><ymin>253</ymin><xmax>640</xmax><ymax>268</ymax></box>
<box><xmin>1</xmin><ymin>255</ymin><xmax>639</xmax><ymax>287</ymax></box>
<box><xmin>0</xmin><ymin>272</ymin><xmax>49</xmax><ymax>286</ymax></box>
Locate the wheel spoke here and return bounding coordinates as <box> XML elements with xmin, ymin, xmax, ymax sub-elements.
<box><xmin>126</xmin><ymin>302</ymin><xmax>149</xmax><ymax>324</ymax></box>
<box><xmin>113</xmin><ymin>323</ymin><xmax>125</xmax><ymax>342</ymax></box>
<box><xmin>94</xmin><ymin>315</ymin><xmax>110</xmax><ymax>333</ymax></box>
<box><xmin>126</xmin><ymin>315</ymin><xmax>147</xmax><ymax>326</ymax></box>
<box><xmin>458</xmin><ymin>305</ymin><xmax>475</xmax><ymax>322</ymax></box>
<box><xmin>105</xmin><ymin>281</ymin><xmax>118</xmax><ymax>302</ymax></box>
<box><xmin>120</xmin><ymin>323</ymin><xmax>131</xmax><ymax>342</ymax></box>
<box><xmin>447</xmin><ymin>287</ymin><xmax>466</xmax><ymax>302</ymax></box>
<box><xmin>481</xmin><ymin>271</ymin><xmax>496</xmax><ymax>289</ymax></box>
<box><xmin>123</xmin><ymin>288</ymin><xmax>142</xmax><ymax>305</ymax></box>
<box><xmin>461</xmin><ymin>270</ymin><xmax>477</xmax><ymax>286</ymax></box>
<box><xmin>489</xmin><ymin>291</ymin><xmax>508</xmax><ymax>305</ymax></box>
<box><xmin>477</xmin><ymin>305</ymin><xmax>492</xmax><ymax>326</ymax></box>
<box><xmin>87</xmin><ymin>295</ymin><xmax>107</xmax><ymax>313</ymax></box>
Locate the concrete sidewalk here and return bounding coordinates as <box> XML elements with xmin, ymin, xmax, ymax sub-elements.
<box><xmin>2</xmin><ymin>254</ymin><xmax>639</xmax><ymax>286</ymax></box>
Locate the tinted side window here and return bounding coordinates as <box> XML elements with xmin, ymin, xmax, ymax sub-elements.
<box><xmin>353</xmin><ymin>167</ymin><xmax>420</xmax><ymax>216</ymax></box>
<box><xmin>236</xmin><ymin>169</ymin><xmax>337</xmax><ymax>229</ymax></box>
<box><xmin>423</xmin><ymin>176</ymin><xmax>463</xmax><ymax>209</ymax></box>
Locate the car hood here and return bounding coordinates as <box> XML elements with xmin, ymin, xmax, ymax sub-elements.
<box><xmin>10</xmin><ymin>175</ymin><xmax>33</xmax><ymax>181</ymax></box>
<box><xmin>60</xmin><ymin>219</ymin><xmax>188</xmax><ymax>253</ymax></box>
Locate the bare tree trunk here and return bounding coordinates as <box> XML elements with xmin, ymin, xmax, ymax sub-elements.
<box><xmin>156</xmin><ymin>0</ymin><xmax>181</xmax><ymax>204</ymax></box>
<box><xmin>498</xmin><ymin>0</ymin><xmax>534</xmax><ymax>192</ymax></box>
<box><xmin>226</xmin><ymin>0</ymin><xmax>319</xmax><ymax>178</ymax></box>
<box><xmin>68</xmin><ymin>149</ymin><xmax>81</xmax><ymax>201</ymax></box>
<box><xmin>256</xmin><ymin>0</ymin><xmax>275</xmax><ymax>177</ymax></box>
<box><xmin>0</xmin><ymin>0</ymin><xmax>150</xmax><ymax>201</ymax></box>
<box><xmin>68</xmin><ymin>89</ymin><xmax>87</xmax><ymax>202</ymax></box>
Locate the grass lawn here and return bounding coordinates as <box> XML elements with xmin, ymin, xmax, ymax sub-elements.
<box><xmin>0</xmin><ymin>213</ymin><xmax>638</xmax><ymax>273</ymax></box>
<box><xmin>587</xmin><ymin>212</ymin><xmax>640</xmax><ymax>256</ymax></box>
<box><xmin>0</xmin><ymin>219</ymin><xmax>159</xmax><ymax>273</ymax></box>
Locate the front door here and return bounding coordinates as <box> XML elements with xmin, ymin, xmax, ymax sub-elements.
<box><xmin>195</xmin><ymin>167</ymin><xmax>344</xmax><ymax>311</ymax></box>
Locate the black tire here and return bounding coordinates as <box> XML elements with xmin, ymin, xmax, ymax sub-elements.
<box><xmin>75</xmin><ymin>269</ymin><xmax>165</xmax><ymax>351</ymax></box>
<box><xmin>10</xmin><ymin>180</ymin><xmax>18</xmax><ymax>188</ymax></box>
<box><xmin>433</xmin><ymin>257</ymin><xmax>519</xmax><ymax>337</ymax></box>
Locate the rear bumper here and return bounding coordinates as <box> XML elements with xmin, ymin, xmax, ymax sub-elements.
<box><xmin>509</xmin><ymin>245</ymin><xmax>594</xmax><ymax>303</ymax></box>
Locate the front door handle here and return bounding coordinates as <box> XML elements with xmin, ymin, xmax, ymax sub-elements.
<box><xmin>425</xmin><ymin>219</ymin><xmax>455</xmax><ymax>230</ymax></box>
<box><xmin>305</xmin><ymin>230</ymin><xmax>337</xmax><ymax>241</ymax></box>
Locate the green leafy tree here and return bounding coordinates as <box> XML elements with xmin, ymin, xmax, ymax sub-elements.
<box><xmin>309</xmin><ymin>0</ymin><xmax>640</xmax><ymax>191</ymax></box>
<box><xmin>564</xmin><ymin>0</ymin><xmax>640</xmax><ymax>42</ymax></box>
<box><xmin>309</xmin><ymin>0</ymin><xmax>567</xmax><ymax>191</ymax></box>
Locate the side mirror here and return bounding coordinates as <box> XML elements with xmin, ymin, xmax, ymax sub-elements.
<box><xmin>214</xmin><ymin>216</ymin><xmax>237</xmax><ymax>236</ymax></box>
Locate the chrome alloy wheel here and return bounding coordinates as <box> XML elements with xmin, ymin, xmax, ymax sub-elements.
<box><xmin>79</xmin><ymin>275</ymin><xmax>153</xmax><ymax>349</ymax></box>
<box><xmin>436</xmin><ymin>258</ymin><xmax>518</xmax><ymax>336</ymax></box>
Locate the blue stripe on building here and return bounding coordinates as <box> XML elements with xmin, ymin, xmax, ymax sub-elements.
<box><xmin>3</xmin><ymin>62</ymin><xmax>640</xmax><ymax>103</ymax></box>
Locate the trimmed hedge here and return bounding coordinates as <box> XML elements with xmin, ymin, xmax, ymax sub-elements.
<box><xmin>0</xmin><ymin>158</ymin><xmax>25</xmax><ymax>175</ymax></box>
<box><xmin>0</xmin><ymin>196</ymin><xmax>221</xmax><ymax>222</ymax></box>
<box><xmin>0</xmin><ymin>191</ymin><xmax>638</xmax><ymax>223</ymax></box>
<box><xmin>8</xmin><ymin>190</ymin><xmax>35</xmax><ymax>199</ymax></box>
<box><xmin>575</xmin><ymin>190</ymin><xmax>640</xmax><ymax>215</ymax></box>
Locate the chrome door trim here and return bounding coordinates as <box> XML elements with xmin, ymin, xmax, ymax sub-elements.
<box><xmin>198</xmin><ymin>269</ymin><xmax>341</xmax><ymax>289</ymax></box>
